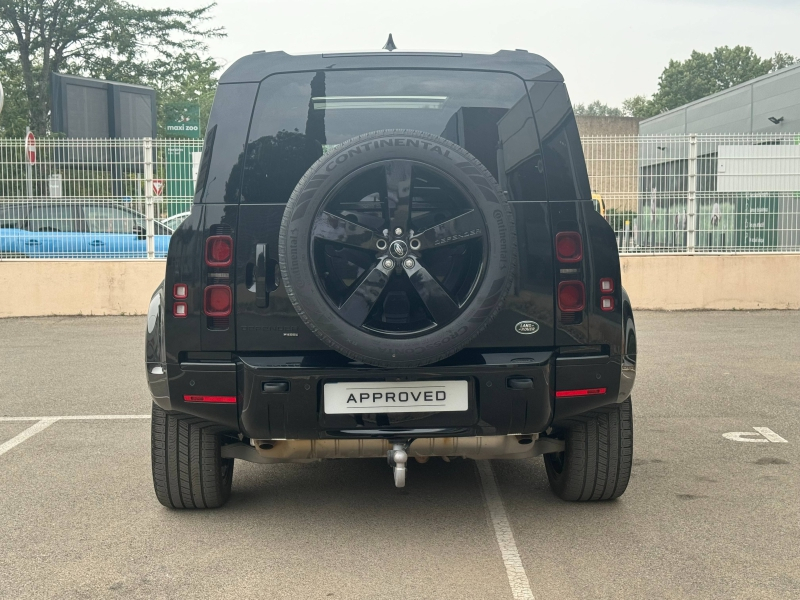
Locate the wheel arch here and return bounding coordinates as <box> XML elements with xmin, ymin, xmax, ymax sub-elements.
<box><xmin>146</xmin><ymin>280</ymin><xmax>170</xmax><ymax>409</ymax></box>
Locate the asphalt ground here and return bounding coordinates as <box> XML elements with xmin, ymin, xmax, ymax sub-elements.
<box><xmin>0</xmin><ymin>312</ymin><xmax>798</xmax><ymax>599</ymax></box>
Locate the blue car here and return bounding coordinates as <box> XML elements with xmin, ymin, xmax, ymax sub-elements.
<box><xmin>0</xmin><ymin>202</ymin><xmax>173</xmax><ymax>258</ymax></box>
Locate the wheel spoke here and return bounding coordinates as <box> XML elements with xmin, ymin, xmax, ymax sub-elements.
<box><xmin>411</xmin><ymin>209</ymin><xmax>484</xmax><ymax>251</ymax></box>
<box><xmin>338</xmin><ymin>262</ymin><xmax>393</xmax><ymax>327</ymax></box>
<box><xmin>405</xmin><ymin>262</ymin><xmax>459</xmax><ymax>325</ymax></box>
<box><xmin>312</xmin><ymin>211</ymin><xmax>380</xmax><ymax>251</ymax></box>
<box><xmin>385</xmin><ymin>160</ymin><xmax>413</xmax><ymax>233</ymax></box>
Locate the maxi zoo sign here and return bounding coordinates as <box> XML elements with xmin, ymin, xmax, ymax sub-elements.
<box><xmin>165</xmin><ymin>102</ymin><xmax>201</xmax><ymax>139</ymax></box>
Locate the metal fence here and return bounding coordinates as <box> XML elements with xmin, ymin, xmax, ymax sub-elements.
<box><xmin>583</xmin><ymin>133</ymin><xmax>800</xmax><ymax>254</ymax></box>
<box><xmin>0</xmin><ymin>138</ymin><xmax>202</xmax><ymax>258</ymax></box>
<box><xmin>1</xmin><ymin>133</ymin><xmax>799</xmax><ymax>259</ymax></box>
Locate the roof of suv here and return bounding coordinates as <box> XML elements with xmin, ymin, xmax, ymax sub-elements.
<box><xmin>219</xmin><ymin>50</ymin><xmax>563</xmax><ymax>85</ymax></box>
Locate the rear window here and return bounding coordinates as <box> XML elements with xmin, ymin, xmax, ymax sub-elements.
<box><xmin>239</xmin><ymin>69</ymin><xmax>546</xmax><ymax>204</ymax></box>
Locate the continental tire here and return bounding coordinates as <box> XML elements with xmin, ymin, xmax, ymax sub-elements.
<box><xmin>544</xmin><ymin>397</ymin><xmax>633</xmax><ymax>501</ymax></box>
<box><xmin>151</xmin><ymin>404</ymin><xmax>234</xmax><ymax>509</ymax></box>
<box><xmin>279</xmin><ymin>129</ymin><xmax>516</xmax><ymax>368</ymax></box>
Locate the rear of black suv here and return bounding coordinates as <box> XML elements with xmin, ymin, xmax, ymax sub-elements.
<box><xmin>146</xmin><ymin>50</ymin><xmax>636</xmax><ymax>508</ymax></box>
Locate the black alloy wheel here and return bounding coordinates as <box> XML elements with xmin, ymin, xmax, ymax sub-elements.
<box><xmin>311</xmin><ymin>159</ymin><xmax>486</xmax><ymax>336</ymax></box>
<box><xmin>280</xmin><ymin>130</ymin><xmax>516</xmax><ymax>368</ymax></box>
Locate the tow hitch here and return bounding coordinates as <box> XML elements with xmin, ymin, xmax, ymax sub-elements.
<box><xmin>387</xmin><ymin>443</ymin><xmax>409</xmax><ymax>488</ymax></box>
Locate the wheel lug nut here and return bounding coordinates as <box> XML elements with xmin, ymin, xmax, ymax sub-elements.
<box><xmin>409</xmin><ymin>238</ymin><xmax>421</xmax><ymax>250</ymax></box>
<box><xmin>383</xmin><ymin>258</ymin><xmax>395</xmax><ymax>270</ymax></box>
<box><xmin>376</xmin><ymin>239</ymin><xmax>387</xmax><ymax>250</ymax></box>
<box><xmin>403</xmin><ymin>258</ymin><xmax>415</xmax><ymax>269</ymax></box>
<box><xmin>394</xmin><ymin>227</ymin><xmax>403</xmax><ymax>236</ymax></box>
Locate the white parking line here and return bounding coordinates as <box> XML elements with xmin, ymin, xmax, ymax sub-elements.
<box><xmin>0</xmin><ymin>415</ymin><xmax>150</xmax><ymax>456</ymax></box>
<box><xmin>0</xmin><ymin>415</ymin><xmax>150</xmax><ymax>422</ymax></box>
<box><xmin>477</xmin><ymin>460</ymin><xmax>535</xmax><ymax>600</ymax></box>
<box><xmin>0</xmin><ymin>418</ymin><xmax>59</xmax><ymax>457</ymax></box>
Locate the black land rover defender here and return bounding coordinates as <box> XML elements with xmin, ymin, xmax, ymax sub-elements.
<box><xmin>146</xmin><ymin>49</ymin><xmax>637</xmax><ymax>508</ymax></box>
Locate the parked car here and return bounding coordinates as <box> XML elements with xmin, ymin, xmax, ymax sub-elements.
<box><xmin>146</xmin><ymin>49</ymin><xmax>637</xmax><ymax>508</ymax></box>
<box><xmin>0</xmin><ymin>201</ymin><xmax>173</xmax><ymax>258</ymax></box>
<box><xmin>159</xmin><ymin>211</ymin><xmax>191</xmax><ymax>231</ymax></box>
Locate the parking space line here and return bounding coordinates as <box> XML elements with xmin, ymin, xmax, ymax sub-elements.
<box><xmin>477</xmin><ymin>460</ymin><xmax>535</xmax><ymax>600</ymax></box>
<box><xmin>0</xmin><ymin>418</ymin><xmax>59</xmax><ymax>457</ymax></box>
<box><xmin>0</xmin><ymin>415</ymin><xmax>150</xmax><ymax>422</ymax></box>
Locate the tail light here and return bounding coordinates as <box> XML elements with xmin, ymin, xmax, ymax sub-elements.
<box><xmin>555</xmin><ymin>232</ymin><xmax>582</xmax><ymax>263</ymax></box>
<box><xmin>555</xmin><ymin>388</ymin><xmax>606</xmax><ymax>398</ymax></box>
<box><xmin>173</xmin><ymin>283</ymin><xmax>188</xmax><ymax>299</ymax></box>
<box><xmin>599</xmin><ymin>278</ymin><xmax>614</xmax><ymax>293</ymax></box>
<box><xmin>558</xmin><ymin>281</ymin><xmax>585</xmax><ymax>312</ymax></box>
<box><xmin>173</xmin><ymin>302</ymin><xmax>187</xmax><ymax>317</ymax></box>
<box><xmin>184</xmin><ymin>395</ymin><xmax>236</xmax><ymax>404</ymax></box>
<box><xmin>204</xmin><ymin>285</ymin><xmax>232</xmax><ymax>317</ymax></box>
<box><xmin>205</xmin><ymin>235</ymin><xmax>233</xmax><ymax>267</ymax></box>
<box><xmin>601</xmin><ymin>296</ymin><xmax>614</xmax><ymax>311</ymax></box>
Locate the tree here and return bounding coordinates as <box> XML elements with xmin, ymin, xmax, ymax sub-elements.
<box><xmin>621</xmin><ymin>95</ymin><xmax>659</xmax><ymax>119</ymax></box>
<box><xmin>770</xmin><ymin>51</ymin><xmax>798</xmax><ymax>71</ymax></box>
<box><xmin>624</xmin><ymin>46</ymin><xmax>798</xmax><ymax>118</ymax></box>
<box><xmin>573</xmin><ymin>100</ymin><xmax>623</xmax><ymax>117</ymax></box>
<box><xmin>0</xmin><ymin>48</ymin><xmax>28</xmax><ymax>135</ymax></box>
<box><xmin>0</xmin><ymin>0</ymin><xmax>224</xmax><ymax>135</ymax></box>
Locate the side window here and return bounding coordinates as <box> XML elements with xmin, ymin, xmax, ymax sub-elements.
<box><xmin>0</xmin><ymin>205</ymin><xmax>26</xmax><ymax>229</ymax></box>
<box><xmin>26</xmin><ymin>204</ymin><xmax>80</xmax><ymax>232</ymax></box>
<box><xmin>529</xmin><ymin>82</ymin><xmax>591</xmax><ymax>201</ymax></box>
<box><xmin>199</xmin><ymin>83</ymin><xmax>259</xmax><ymax>204</ymax></box>
<box><xmin>83</xmin><ymin>206</ymin><xmax>142</xmax><ymax>234</ymax></box>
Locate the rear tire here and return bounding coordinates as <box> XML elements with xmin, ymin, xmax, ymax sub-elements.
<box><xmin>151</xmin><ymin>404</ymin><xmax>234</xmax><ymax>509</ymax></box>
<box><xmin>544</xmin><ymin>397</ymin><xmax>633</xmax><ymax>501</ymax></box>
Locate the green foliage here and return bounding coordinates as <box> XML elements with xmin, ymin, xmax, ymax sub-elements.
<box><xmin>0</xmin><ymin>51</ymin><xmax>28</xmax><ymax>135</ymax></box>
<box><xmin>621</xmin><ymin>95</ymin><xmax>659</xmax><ymax>119</ymax></box>
<box><xmin>573</xmin><ymin>100</ymin><xmax>624</xmax><ymax>117</ymax></box>
<box><xmin>770</xmin><ymin>51</ymin><xmax>798</xmax><ymax>71</ymax></box>
<box><xmin>0</xmin><ymin>0</ymin><xmax>224</xmax><ymax>135</ymax></box>
<box><xmin>623</xmin><ymin>46</ymin><xmax>798</xmax><ymax>119</ymax></box>
<box><xmin>651</xmin><ymin>46</ymin><xmax>772</xmax><ymax>112</ymax></box>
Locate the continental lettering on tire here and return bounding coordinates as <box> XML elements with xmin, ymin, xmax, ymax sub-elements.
<box><xmin>493</xmin><ymin>209</ymin><xmax>508</xmax><ymax>270</ymax></box>
<box><xmin>324</xmin><ymin>138</ymin><xmax>452</xmax><ymax>173</ymax></box>
<box><xmin>434</xmin><ymin>228</ymin><xmax>481</xmax><ymax>246</ymax></box>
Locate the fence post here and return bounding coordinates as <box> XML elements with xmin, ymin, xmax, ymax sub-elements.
<box><xmin>686</xmin><ymin>134</ymin><xmax>697</xmax><ymax>253</ymax></box>
<box><xmin>25</xmin><ymin>127</ymin><xmax>34</xmax><ymax>199</ymax></box>
<box><xmin>143</xmin><ymin>138</ymin><xmax>155</xmax><ymax>259</ymax></box>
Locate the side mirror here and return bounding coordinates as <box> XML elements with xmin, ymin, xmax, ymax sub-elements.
<box><xmin>133</xmin><ymin>224</ymin><xmax>146</xmax><ymax>240</ymax></box>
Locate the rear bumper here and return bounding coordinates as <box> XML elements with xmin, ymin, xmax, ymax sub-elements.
<box><xmin>148</xmin><ymin>347</ymin><xmax>629</xmax><ymax>439</ymax></box>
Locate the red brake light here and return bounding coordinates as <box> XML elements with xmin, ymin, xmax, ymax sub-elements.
<box><xmin>184</xmin><ymin>395</ymin><xmax>236</xmax><ymax>404</ymax></box>
<box><xmin>555</xmin><ymin>232</ymin><xmax>582</xmax><ymax>263</ymax></box>
<box><xmin>558</xmin><ymin>281</ymin><xmax>585</xmax><ymax>312</ymax></box>
<box><xmin>205</xmin><ymin>235</ymin><xmax>233</xmax><ymax>267</ymax></box>
<box><xmin>555</xmin><ymin>388</ymin><xmax>607</xmax><ymax>398</ymax></box>
<box><xmin>204</xmin><ymin>285</ymin><xmax>232</xmax><ymax>317</ymax></box>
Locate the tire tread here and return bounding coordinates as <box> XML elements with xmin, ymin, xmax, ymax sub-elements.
<box><xmin>150</xmin><ymin>404</ymin><xmax>233</xmax><ymax>509</ymax></box>
<box><xmin>544</xmin><ymin>397</ymin><xmax>633</xmax><ymax>502</ymax></box>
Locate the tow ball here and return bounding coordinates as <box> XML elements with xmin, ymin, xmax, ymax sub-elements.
<box><xmin>387</xmin><ymin>443</ymin><xmax>409</xmax><ymax>488</ymax></box>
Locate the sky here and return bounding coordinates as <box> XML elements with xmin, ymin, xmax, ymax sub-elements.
<box><xmin>144</xmin><ymin>0</ymin><xmax>800</xmax><ymax>107</ymax></box>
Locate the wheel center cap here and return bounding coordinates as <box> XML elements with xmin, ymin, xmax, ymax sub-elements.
<box><xmin>390</xmin><ymin>240</ymin><xmax>408</xmax><ymax>258</ymax></box>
